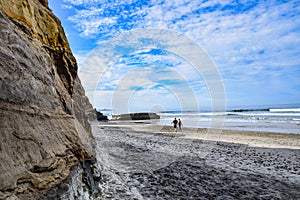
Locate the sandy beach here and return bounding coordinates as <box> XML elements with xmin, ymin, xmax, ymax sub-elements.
<box><xmin>92</xmin><ymin>121</ymin><xmax>300</xmax><ymax>199</ymax></box>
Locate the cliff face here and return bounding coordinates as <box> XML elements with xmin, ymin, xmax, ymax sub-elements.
<box><xmin>73</xmin><ymin>78</ymin><xmax>97</xmax><ymax>133</ymax></box>
<box><xmin>0</xmin><ymin>0</ymin><xmax>100</xmax><ymax>199</ymax></box>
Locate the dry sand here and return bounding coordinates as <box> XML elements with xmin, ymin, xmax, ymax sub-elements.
<box><xmin>92</xmin><ymin>121</ymin><xmax>300</xmax><ymax>199</ymax></box>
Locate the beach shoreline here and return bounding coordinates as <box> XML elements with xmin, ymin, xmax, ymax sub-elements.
<box><xmin>101</xmin><ymin>120</ymin><xmax>300</xmax><ymax>149</ymax></box>
<box><xmin>92</xmin><ymin>121</ymin><xmax>300</xmax><ymax>199</ymax></box>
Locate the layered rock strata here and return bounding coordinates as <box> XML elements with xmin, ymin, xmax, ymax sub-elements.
<box><xmin>0</xmin><ymin>0</ymin><xmax>100</xmax><ymax>199</ymax></box>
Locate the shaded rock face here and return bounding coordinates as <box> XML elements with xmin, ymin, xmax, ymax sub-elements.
<box><xmin>0</xmin><ymin>0</ymin><xmax>100</xmax><ymax>199</ymax></box>
<box><xmin>73</xmin><ymin>78</ymin><xmax>97</xmax><ymax>132</ymax></box>
<box><xmin>95</xmin><ymin>110</ymin><xmax>108</xmax><ymax>121</ymax></box>
<box><xmin>112</xmin><ymin>112</ymin><xmax>160</xmax><ymax>120</ymax></box>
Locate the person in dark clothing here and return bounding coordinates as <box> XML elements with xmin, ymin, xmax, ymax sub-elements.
<box><xmin>178</xmin><ymin>118</ymin><xmax>183</xmax><ymax>132</ymax></box>
<box><xmin>172</xmin><ymin>118</ymin><xmax>178</xmax><ymax>132</ymax></box>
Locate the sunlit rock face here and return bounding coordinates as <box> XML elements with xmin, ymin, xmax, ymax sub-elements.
<box><xmin>0</xmin><ymin>0</ymin><xmax>100</xmax><ymax>199</ymax></box>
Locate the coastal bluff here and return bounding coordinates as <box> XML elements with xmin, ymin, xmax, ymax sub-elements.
<box><xmin>0</xmin><ymin>0</ymin><xmax>101</xmax><ymax>199</ymax></box>
<box><xmin>112</xmin><ymin>112</ymin><xmax>160</xmax><ymax>120</ymax></box>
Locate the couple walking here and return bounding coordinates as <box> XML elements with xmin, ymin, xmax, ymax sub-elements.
<box><xmin>171</xmin><ymin>118</ymin><xmax>182</xmax><ymax>133</ymax></box>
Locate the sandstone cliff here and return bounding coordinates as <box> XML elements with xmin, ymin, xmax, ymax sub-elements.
<box><xmin>0</xmin><ymin>0</ymin><xmax>100</xmax><ymax>199</ymax></box>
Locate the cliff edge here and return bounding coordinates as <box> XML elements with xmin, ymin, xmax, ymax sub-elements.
<box><xmin>0</xmin><ymin>0</ymin><xmax>100</xmax><ymax>199</ymax></box>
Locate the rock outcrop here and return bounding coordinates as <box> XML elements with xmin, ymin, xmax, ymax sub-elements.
<box><xmin>0</xmin><ymin>0</ymin><xmax>100</xmax><ymax>199</ymax></box>
<box><xmin>95</xmin><ymin>110</ymin><xmax>108</xmax><ymax>121</ymax></box>
<box><xmin>112</xmin><ymin>112</ymin><xmax>160</xmax><ymax>120</ymax></box>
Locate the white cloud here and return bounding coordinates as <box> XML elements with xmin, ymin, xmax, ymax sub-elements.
<box><xmin>66</xmin><ymin>0</ymin><xmax>300</xmax><ymax>108</ymax></box>
<box><xmin>73</xmin><ymin>50</ymin><xmax>91</xmax><ymax>68</ymax></box>
<box><xmin>78</xmin><ymin>28</ymin><xmax>224</xmax><ymax>111</ymax></box>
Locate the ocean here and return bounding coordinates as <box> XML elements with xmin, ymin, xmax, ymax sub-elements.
<box><xmin>157</xmin><ymin>103</ymin><xmax>300</xmax><ymax>134</ymax></box>
<box><xmin>100</xmin><ymin>103</ymin><xmax>300</xmax><ymax>134</ymax></box>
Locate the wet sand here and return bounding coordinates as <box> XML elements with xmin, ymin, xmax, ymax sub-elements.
<box><xmin>92</xmin><ymin>122</ymin><xmax>300</xmax><ymax>199</ymax></box>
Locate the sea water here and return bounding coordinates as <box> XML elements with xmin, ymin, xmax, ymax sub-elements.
<box><xmin>99</xmin><ymin>103</ymin><xmax>300</xmax><ymax>134</ymax></box>
<box><xmin>157</xmin><ymin>103</ymin><xmax>300</xmax><ymax>134</ymax></box>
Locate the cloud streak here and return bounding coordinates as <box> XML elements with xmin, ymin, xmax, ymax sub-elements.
<box><xmin>62</xmin><ymin>0</ymin><xmax>300</xmax><ymax>108</ymax></box>
<box><xmin>78</xmin><ymin>29</ymin><xmax>224</xmax><ymax>113</ymax></box>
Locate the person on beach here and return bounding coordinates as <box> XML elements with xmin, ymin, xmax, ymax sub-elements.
<box><xmin>172</xmin><ymin>118</ymin><xmax>178</xmax><ymax>132</ymax></box>
<box><xmin>178</xmin><ymin>119</ymin><xmax>183</xmax><ymax>132</ymax></box>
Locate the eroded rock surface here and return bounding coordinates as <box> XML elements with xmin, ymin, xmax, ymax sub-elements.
<box><xmin>0</xmin><ymin>0</ymin><xmax>100</xmax><ymax>199</ymax></box>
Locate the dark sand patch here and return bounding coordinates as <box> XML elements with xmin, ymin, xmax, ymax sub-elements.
<box><xmin>92</xmin><ymin>122</ymin><xmax>300</xmax><ymax>199</ymax></box>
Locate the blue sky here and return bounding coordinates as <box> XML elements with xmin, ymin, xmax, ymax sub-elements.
<box><xmin>48</xmin><ymin>0</ymin><xmax>300</xmax><ymax>112</ymax></box>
